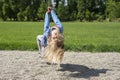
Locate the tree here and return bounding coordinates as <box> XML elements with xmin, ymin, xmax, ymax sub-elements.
<box><xmin>77</xmin><ymin>0</ymin><xmax>93</xmax><ymax>21</ymax></box>
<box><xmin>24</xmin><ymin>6</ymin><xmax>31</xmax><ymax>21</ymax></box>
<box><xmin>37</xmin><ymin>1</ymin><xmax>47</xmax><ymax>20</ymax></box>
<box><xmin>68</xmin><ymin>0</ymin><xmax>77</xmax><ymax>21</ymax></box>
<box><xmin>106</xmin><ymin>0</ymin><xmax>118</xmax><ymax>21</ymax></box>
<box><xmin>0</xmin><ymin>1</ymin><xmax>3</xmax><ymax>19</ymax></box>
<box><xmin>57</xmin><ymin>2</ymin><xmax>69</xmax><ymax>21</ymax></box>
<box><xmin>116</xmin><ymin>2</ymin><xmax>120</xmax><ymax>18</ymax></box>
<box><xmin>2</xmin><ymin>2</ymin><xmax>11</xmax><ymax>21</ymax></box>
<box><xmin>0</xmin><ymin>0</ymin><xmax>120</xmax><ymax>21</ymax></box>
<box><xmin>9</xmin><ymin>0</ymin><xmax>19</xmax><ymax>21</ymax></box>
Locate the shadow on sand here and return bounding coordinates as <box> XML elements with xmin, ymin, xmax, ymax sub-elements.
<box><xmin>58</xmin><ymin>63</ymin><xmax>109</xmax><ymax>78</ymax></box>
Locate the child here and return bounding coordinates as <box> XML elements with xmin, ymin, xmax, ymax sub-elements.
<box><xmin>36</xmin><ymin>7</ymin><xmax>64</xmax><ymax>65</ymax></box>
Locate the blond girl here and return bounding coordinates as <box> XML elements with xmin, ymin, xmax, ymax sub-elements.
<box><xmin>36</xmin><ymin>7</ymin><xmax>64</xmax><ymax>65</ymax></box>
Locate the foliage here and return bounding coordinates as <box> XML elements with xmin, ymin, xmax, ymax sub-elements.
<box><xmin>106</xmin><ymin>0</ymin><xmax>118</xmax><ymax>21</ymax></box>
<box><xmin>37</xmin><ymin>2</ymin><xmax>47</xmax><ymax>20</ymax></box>
<box><xmin>0</xmin><ymin>0</ymin><xmax>120</xmax><ymax>21</ymax></box>
<box><xmin>57</xmin><ymin>2</ymin><xmax>69</xmax><ymax>21</ymax></box>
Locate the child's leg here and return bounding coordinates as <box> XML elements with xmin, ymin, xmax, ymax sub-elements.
<box><xmin>36</xmin><ymin>35</ymin><xmax>45</xmax><ymax>57</ymax></box>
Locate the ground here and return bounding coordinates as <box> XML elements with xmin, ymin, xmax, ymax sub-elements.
<box><xmin>0</xmin><ymin>51</ymin><xmax>120</xmax><ymax>80</ymax></box>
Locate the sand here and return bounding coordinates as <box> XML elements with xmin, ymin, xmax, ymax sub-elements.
<box><xmin>0</xmin><ymin>51</ymin><xmax>120</xmax><ymax>80</ymax></box>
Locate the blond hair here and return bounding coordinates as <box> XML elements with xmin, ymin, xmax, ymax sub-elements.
<box><xmin>44</xmin><ymin>34</ymin><xmax>64</xmax><ymax>64</ymax></box>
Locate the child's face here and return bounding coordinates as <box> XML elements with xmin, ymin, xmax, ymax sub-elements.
<box><xmin>51</xmin><ymin>29</ymin><xmax>60</xmax><ymax>42</ymax></box>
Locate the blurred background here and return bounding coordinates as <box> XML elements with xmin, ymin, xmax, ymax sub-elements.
<box><xmin>0</xmin><ymin>0</ymin><xmax>120</xmax><ymax>52</ymax></box>
<box><xmin>0</xmin><ymin>0</ymin><xmax>120</xmax><ymax>22</ymax></box>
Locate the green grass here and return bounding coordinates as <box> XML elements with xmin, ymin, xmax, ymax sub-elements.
<box><xmin>0</xmin><ymin>22</ymin><xmax>120</xmax><ymax>52</ymax></box>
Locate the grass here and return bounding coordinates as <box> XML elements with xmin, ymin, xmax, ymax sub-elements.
<box><xmin>0</xmin><ymin>22</ymin><xmax>120</xmax><ymax>52</ymax></box>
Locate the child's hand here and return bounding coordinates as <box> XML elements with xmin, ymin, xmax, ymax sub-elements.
<box><xmin>47</xmin><ymin>7</ymin><xmax>52</xmax><ymax>13</ymax></box>
<box><xmin>48</xmin><ymin>7</ymin><xmax>52</xmax><ymax>10</ymax></box>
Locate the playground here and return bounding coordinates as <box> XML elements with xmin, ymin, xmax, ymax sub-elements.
<box><xmin>0</xmin><ymin>0</ymin><xmax>120</xmax><ymax>80</ymax></box>
<box><xmin>0</xmin><ymin>51</ymin><xmax>120</xmax><ymax>80</ymax></box>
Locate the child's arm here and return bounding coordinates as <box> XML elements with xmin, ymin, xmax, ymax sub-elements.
<box><xmin>44</xmin><ymin>13</ymin><xmax>50</xmax><ymax>32</ymax></box>
<box><xmin>51</xmin><ymin>10</ymin><xmax>63</xmax><ymax>33</ymax></box>
<box><xmin>41</xmin><ymin>13</ymin><xmax>51</xmax><ymax>47</ymax></box>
